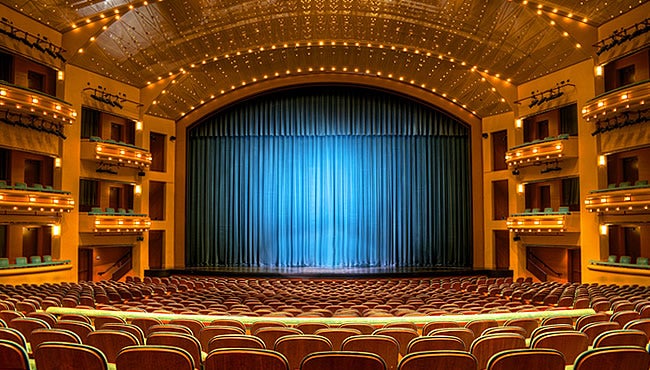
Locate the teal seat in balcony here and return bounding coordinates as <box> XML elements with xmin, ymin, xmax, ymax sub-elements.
<box><xmin>620</xmin><ymin>255</ymin><xmax>632</xmax><ymax>264</ymax></box>
<box><xmin>90</xmin><ymin>207</ymin><xmax>103</xmax><ymax>214</ymax></box>
<box><xmin>558</xmin><ymin>206</ymin><xmax>570</xmax><ymax>214</ymax></box>
<box><xmin>127</xmin><ymin>209</ymin><xmax>135</xmax><ymax>214</ymax></box>
<box><xmin>0</xmin><ymin>180</ymin><xmax>7</xmax><ymax>188</ymax></box>
<box><xmin>117</xmin><ymin>208</ymin><xmax>127</xmax><ymax>214</ymax></box>
<box><xmin>619</xmin><ymin>182</ymin><xmax>631</xmax><ymax>188</ymax></box>
<box><xmin>523</xmin><ymin>209</ymin><xmax>532</xmax><ymax>214</ymax></box>
<box><xmin>543</xmin><ymin>207</ymin><xmax>554</xmax><ymax>214</ymax></box>
<box><xmin>32</xmin><ymin>184</ymin><xmax>44</xmax><ymax>191</ymax></box>
<box><xmin>0</xmin><ymin>258</ymin><xmax>9</xmax><ymax>268</ymax></box>
<box><xmin>15</xmin><ymin>257</ymin><xmax>27</xmax><ymax>266</ymax></box>
<box><xmin>636</xmin><ymin>257</ymin><xmax>649</xmax><ymax>266</ymax></box>
<box><xmin>607</xmin><ymin>255</ymin><xmax>617</xmax><ymax>263</ymax></box>
<box><xmin>557</xmin><ymin>133</ymin><xmax>569</xmax><ymax>140</ymax></box>
<box><xmin>105</xmin><ymin>208</ymin><xmax>116</xmax><ymax>214</ymax></box>
<box><xmin>635</xmin><ymin>180</ymin><xmax>648</xmax><ymax>186</ymax></box>
<box><xmin>43</xmin><ymin>255</ymin><xmax>53</xmax><ymax>263</ymax></box>
<box><xmin>531</xmin><ymin>208</ymin><xmax>541</xmax><ymax>214</ymax></box>
<box><xmin>14</xmin><ymin>182</ymin><xmax>27</xmax><ymax>190</ymax></box>
<box><xmin>89</xmin><ymin>136</ymin><xmax>102</xmax><ymax>142</ymax></box>
<box><xmin>30</xmin><ymin>256</ymin><xmax>42</xmax><ymax>264</ymax></box>
<box><xmin>607</xmin><ymin>183</ymin><xmax>616</xmax><ymax>189</ymax></box>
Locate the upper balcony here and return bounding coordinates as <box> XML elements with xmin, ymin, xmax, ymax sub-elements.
<box><xmin>81</xmin><ymin>137</ymin><xmax>152</xmax><ymax>171</ymax></box>
<box><xmin>504</xmin><ymin>134</ymin><xmax>578</xmax><ymax>170</ymax></box>
<box><xmin>585</xmin><ymin>180</ymin><xmax>650</xmax><ymax>214</ymax></box>
<box><xmin>582</xmin><ymin>80</ymin><xmax>649</xmax><ymax>135</ymax></box>
<box><xmin>0</xmin><ymin>81</ymin><xmax>76</xmax><ymax>138</ymax></box>
<box><xmin>0</xmin><ymin>181</ymin><xmax>74</xmax><ymax>215</ymax></box>
<box><xmin>506</xmin><ymin>207</ymin><xmax>580</xmax><ymax>234</ymax></box>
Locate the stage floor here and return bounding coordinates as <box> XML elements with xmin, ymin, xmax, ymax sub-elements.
<box><xmin>145</xmin><ymin>266</ymin><xmax>512</xmax><ymax>279</ymax></box>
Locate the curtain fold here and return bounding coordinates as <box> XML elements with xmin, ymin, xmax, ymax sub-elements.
<box><xmin>186</xmin><ymin>87</ymin><xmax>472</xmax><ymax>268</ymax></box>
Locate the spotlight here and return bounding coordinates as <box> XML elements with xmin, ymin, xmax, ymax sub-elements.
<box><xmin>512</xmin><ymin>168</ymin><xmax>520</xmax><ymax>175</ymax></box>
<box><xmin>513</xmin><ymin>235</ymin><xmax>521</xmax><ymax>241</ymax></box>
<box><xmin>137</xmin><ymin>171</ymin><xmax>146</xmax><ymax>177</ymax></box>
<box><xmin>482</xmin><ymin>133</ymin><xmax>489</xmax><ymax>139</ymax></box>
<box><xmin>169</xmin><ymin>136</ymin><xmax>176</xmax><ymax>142</ymax></box>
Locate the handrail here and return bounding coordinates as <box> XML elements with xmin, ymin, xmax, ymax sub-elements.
<box><xmin>527</xmin><ymin>250</ymin><xmax>562</xmax><ymax>277</ymax></box>
<box><xmin>526</xmin><ymin>256</ymin><xmax>548</xmax><ymax>282</ymax></box>
<box><xmin>98</xmin><ymin>250</ymin><xmax>132</xmax><ymax>277</ymax></box>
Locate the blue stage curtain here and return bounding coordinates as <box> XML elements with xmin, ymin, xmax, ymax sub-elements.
<box><xmin>187</xmin><ymin>87</ymin><xmax>472</xmax><ymax>268</ymax></box>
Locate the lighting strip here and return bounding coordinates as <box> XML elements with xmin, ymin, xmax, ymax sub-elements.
<box><xmin>582</xmin><ymin>81</ymin><xmax>649</xmax><ymax>121</ymax></box>
<box><xmin>0</xmin><ymin>84</ymin><xmax>77</xmax><ymax>124</ymax></box>
<box><xmin>94</xmin><ymin>215</ymin><xmax>151</xmax><ymax>233</ymax></box>
<box><xmin>507</xmin><ymin>215</ymin><xmax>566</xmax><ymax>233</ymax></box>
<box><xmin>95</xmin><ymin>143</ymin><xmax>153</xmax><ymax>168</ymax></box>
<box><xmin>585</xmin><ymin>188</ymin><xmax>650</xmax><ymax>213</ymax></box>
<box><xmin>505</xmin><ymin>139</ymin><xmax>566</xmax><ymax>167</ymax></box>
<box><xmin>0</xmin><ymin>190</ymin><xmax>74</xmax><ymax>213</ymax></box>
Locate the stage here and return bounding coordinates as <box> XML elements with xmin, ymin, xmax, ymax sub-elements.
<box><xmin>145</xmin><ymin>266</ymin><xmax>513</xmax><ymax>279</ymax></box>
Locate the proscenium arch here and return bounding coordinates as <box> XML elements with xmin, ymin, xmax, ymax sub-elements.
<box><xmin>172</xmin><ymin>73</ymin><xmax>484</xmax><ymax>269</ymax></box>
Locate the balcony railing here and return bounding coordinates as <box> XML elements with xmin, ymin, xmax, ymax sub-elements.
<box><xmin>505</xmin><ymin>134</ymin><xmax>577</xmax><ymax>169</ymax></box>
<box><xmin>89</xmin><ymin>208</ymin><xmax>151</xmax><ymax>233</ymax></box>
<box><xmin>0</xmin><ymin>181</ymin><xmax>74</xmax><ymax>214</ymax></box>
<box><xmin>585</xmin><ymin>181</ymin><xmax>650</xmax><ymax>214</ymax></box>
<box><xmin>582</xmin><ymin>80</ymin><xmax>650</xmax><ymax>135</ymax></box>
<box><xmin>82</xmin><ymin>137</ymin><xmax>152</xmax><ymax>170</ymax></box>
<box><xmin>0</xmin><ymin>81</ymin><xmax>76</xmax><ymax>138</ymax></box>
<box><xmin>507</xmin><ymin>207</ymin><xmax>579</xmax><ymax>233</ymax></box>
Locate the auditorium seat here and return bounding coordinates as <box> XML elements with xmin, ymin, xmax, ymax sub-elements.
<box><xmin>0</xmin><ymin>339</ymin><xmax>31</xmax><ymax>370</ymax></box>
<box><xmin>593</xmin><ymin>329</ymin><xmax>648</xmax><ymax>348</ymax></box>
<box><xmin>54</xmin><ymin>320</ymin><xmax>94</xmax><ymax>343</ymax></box>
<box><xmin>208</xmin><ymin>334</ymin><xmax>266</xmax><ymax>351</ymax></box>
<box><xmin>199</xmin><ymin>325</ymin><xmax>246</xmax><ymax>350</ymax></box>
<box><xmin>573</xmin><ymin>346</ymin><xmax>650</xmax><ymax>370</ymax></box>
<box><xmin>275</xmin><ymin>334</ymin><xmax>333</xmax><ymax>370</ymax></box>
<box><xmin>314</xmin><ymin>327</ymin><xmax>361</xmax><ymax>351</ymax></box>
<box><xmin>35</xmin><ymin>342</ymin><xmax>109</xmax><ymax>370</ymax></box>
<box><xmin>301</xmin><ymin>351</ymin><xmax>386</xmax><ymax>370</ymax></box>
<box><xmin>372</xmin><ymin>327</ymin><xmax>418</xmax><ymax>356</ymax></box>
<box><xmin>421</xmin><ymin>321</ymin><xmax>459</xmax><ymax>335</ymax></box>
<box><xmin>580</xmin><ymin>321</ymin><xmax>621</xmax><ymax>344</ymax></box>
<box><xmin>427</xmin><ymin>327</ymin><xmax>474</xmax><ymax>350</ymax></box>
<box><xmin>26</xmin><ymin>311</ymin><xmax>58</xmax><ymax>327</ymax></box>
<box><xmin>485</xmin><ymin>348</ymin><xmax>565</xmax><ymax>370</ymax></box>
<box><xmin>30</xmin><ymin>328</ymin><xmax>82</xmax><ymax>350</ymax></box>
<box><xmin>115</xmin><ymin>345</ymin><xmax>195</xmax><ymax>370</ymax></box>
<box><xmin>169</xmin><ymin>318</ymin><xmax>205</xmax><ymax>337</ymax></box>
<box><xmin>94</xmin><ymin>316</ymin><xmax>127</xmax><ymax>329</ymax></box>
<box><xmin>255</xmin><ymin>326</ymin><xmax>303</xmax><ymax>349</ymax></box>
<box><xmin>86</xmin><ymin>329</ymin><xmax>140</xmax><ymax>363</ymax></box>
<box><xmin>397</xmin><ymin>350</ymin><xmax>477</xmax><ymax>370</ymax></box>
<box><xmin>9</xmin><ymin>317</ymin><xmax>50</xmax><ymax>343</ymax></box>
<box><xmin>530</xmin><ymin>331</ymin><xmax>588</xmax><ymax>365</ymax></box>
<box><xmin>148</xmin><ymin>324</ymin><xmax>194</xmax><ymax>336</ymax></box>
<box><xmin>342</xmin><ymin>334</ymin><xmax>400</xmax><ymax>370</ymax></box>
<box><xmin>147</xmin><ymin>332</ymin><xmax>203</xmax><ymax>369</ymax></box>
<box><xmin>469</xmin><ymin>333</ymin><xmax>526</xmax><ymax>370</ymax></box>
<box><xmin>100</xmin><ymin>323</ymin><xmax>145</xmax><ymax>344</ymax></box>
<box><xmin>205</xmin><ymin>348</ymin><xmax>289</xmax><ymax>370</ymax></box>
<box><xmin>406</xmin><ymin>335</ymin><xmax>465</xmax><ymax>353</ymax></box>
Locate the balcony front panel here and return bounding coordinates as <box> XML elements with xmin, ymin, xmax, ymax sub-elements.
<box><xmin>81</xmin><ymin>138</ymin><xmax>153</xmax><ymax>169</ymax></box>
<box><xmin>88</xmin><ymin>214</ymin><xmax>151</xmax><ymax>234</ymax></box>
<box><xmin>581</xmin><ymin>80</ymin><xmax>649</xmax><ymax>123</ymax></box>
<box><xmin>505</xmin><ymin>136</ymin><xmax>577</xmax><ymax>169</ymax></box>
<box><xmin>0</xmin><ymin>81</ymin><xmax>77</xmax><ymax>126</ymax></box>
<box><xmin>0</xmin><ymin>186</ymin><xmax>74</xmax><ymax>214</ymax></box>
<box><xmin>507</xmin><ymin>213</ymin><xmax>579</xmax><ymax>234</ymax></box>
<box><xmin>585</xmin><ymin>185</ymin><xmax>650</xmax><ymax>214</ymax></box>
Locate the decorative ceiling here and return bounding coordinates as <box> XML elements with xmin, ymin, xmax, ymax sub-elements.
<box><xmin>2</xmin><ymin>0</ymin><xmax>645</xmax><ymax>120</ymax></box>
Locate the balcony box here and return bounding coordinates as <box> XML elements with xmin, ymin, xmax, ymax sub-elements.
<box><xmin>81</xmin><ymin>137</ymin><xmax>152</xmax><ymax>170</ymax></box>
<box><xmin>507</xmin><ymin>207</ymin><xmax>580</xmax><ymax>234</ymax></box>
<box><xmin>81</xmin><ymin>208</ymin><xmax>151</xmax><ymax>234</ymax></box>
<box><xmin>505</xmin><ymin>134</ymin><xmax>578</xmax><ymax>169</ymax></box>
<box><xmin>0</xmin><ymin>181</ymin><xmax>74</xmax><ymax>214</ymax></box>
<box><xmin>585</xmin><ymin>181</ymin><xmax>650</xmax><ymax>214</ymax></box>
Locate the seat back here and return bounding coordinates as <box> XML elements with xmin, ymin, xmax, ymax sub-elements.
<box><xmin>275</xmin><ymin>334</ymin><xmax>332</xmax><ymax>370</ymax></box>
<box><xmin>339</xmin><ymin>323</ymin><xmax>376</xmax><ymax>334</ymax></box>
<box><xmin>530</xmin><ymin>324</ymin><xmax>574</xmax><ymax>339</ymax></box>
<box><xmin>208</xmin><ymin>334</ymin><xmax>266</xmax><ymax>351</ymax></box>
<box><xmin>314</xmin><ymin>328</ymin><xmax>361</xmax><ymax>351</ymax></box>
<box><xmin>295</xmin><ymin>322</ymin><xmax>330</xmax><ymax>334</ymax></box>
<box><xmin>199</xmin><ymin>325</ymin><xmax>247</xmax><ymax>350</ymax></box>
<box><xmin>342</xmin><ymin>334</ymin><xmax>400</xmax><ymax>370</ymax></box>
<box><xmin>130</xmin><ymin>317</ymin><xmax>163</xmax><ymax>336</ymax></box>
<box><xmin>9</xmin><ymin>317</ymin><xmax>50</xmax><ymax>343</ymax></box>
<box><xmin>148</xmin><ymin>324</ymin><xmax>194</xmax><ymax>336</ymax></box>
<box><xmin>427</xmin><ymin>327</ymin><xmax>474</xmax><ymax>350</ymax></box>
<box><xmin>0</xmin><ymin>339</ymin><xmax>30</xmax><ymax>370</ymax></box>
<box><xmin>610</xmin><ymin>310</ymin><xmax>641</xmax><ymax>326</ymax></box>
<box><xmin>575</xmin><ymin>313</ymin><xmax>608</xmax><ymax>331</ymax></box>
<box><xmin>169</xmin><ymin>319</ymin><xmax>205</xmax><ymax>337</ymax></box>
<box><xmin>593</xmin><ymin>329</ymin><xmax>648</xmax><ymax>348</ymax></box>
<box><xmin>464</xmin><ymin>319</ymin><xmax>498</xmax><ymax>337</ymax></box>
<box><xmin>204</xmin><ymin>348</ymin><xmax>289</xmax><ymax>370</ymax></box>
<box><xmin>0</xmin><ymin>327</ymin><xmax>27</xmax><ymax>349</ymax></box>
<box><xmin>256</xmin><ymin>326</ymin><xmax>303</xmax><ymax>349</ymax></box>
<box><xmin>406</xmin><ymin>335</ymin><xmax>465</xmax><ymax>353</ymax></box>
<box><xmin>530</xmin><ymin>331</ymin><xmax>589</xmax><ymax>365</ymax></box>
<box><xmin>115</xmin><ymin>345</ymin><xmax>195</xmax><ymax>370</ymax></box>
<box><xmin>421</xmin><ymin>321</ymin><xmax>459</xmax><ymax>336</ymax></box>
<box><xmin>574</xmin><ymin>346</ymin><xmax>650</xmax><ymax>370</ymax></box>
<box><xmin>250</xmin><ymin>321</ymin><xmax>287</xmax><ymax>335</ymax></box>
<box><xmin>397</xmin><ymin>350</ymin><xmax>477</xmax><ymax>370</ymax></box>
<box><xmin>86</xmin><ymin>329</ymin><xmax>139</xmax><ymax>363</ymax></box>
<box><xmin>469</xmin><ymin>333</ymin><xmax>526</xmax><ymax>370</ymax></box>
<box><xmin>300</xmin><ymin>351</ymin><xmax>386</xmax><ymax>370</ymax></box>
<box><xmin>54</xmin><ymin>320</ymin><xmax>94</xmax><ymax>343</ymax></box>
<box><xmin>624</xmin><ymin>318</ymin><xmax>650</xmax><ymax>338</ymax></box>
<box><xmin>372</xmin><ymin>327</ymin><xmax>418</xmax><ymax>355</ymax></box>
<box><xmin>580</xmin><ymin>321</ymin><xmax>621</xmax><ymax>344</ymax></box>
<box><xmin>100</xmin><ymin>323</ymin><xmax>145</xmax><ymax>344</ymax></box>
<box><xmin>94</xmin><ymin>316</ymin><xmax>127</xmax><ymax>329</ymax></box>
<box><xmin>35</xmin><ymin>342</ymin><xmax>109</xmax><ymax>370</ymax></box>
<box><xmin>30</xmin><ymin>328</ymin><xmax>82</xmax><ymax>350</ymax></box>
<box><xmin>503</xmin><ymin>318</ymin><xmax>539</xmax><ymax>338</ymax></box>
<box><xmin>486</xmin><ymin>348</ymin><xmax>565</xmax><ymax>370</ymax></box>
<box><xmin>147</xmin><ymin>332</ymin><xmax>202</xmax><ymax>368</ymax></box>
<box><xmin>209</xmin><ymin>319</ymin><xmax>246</xmax><ymax>332</ymax></box>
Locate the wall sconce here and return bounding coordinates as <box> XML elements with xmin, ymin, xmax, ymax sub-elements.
<box><xmin>594</xmin><ymin>65</ymin><xmax>603</xmax><ymax>77</ymax></box>
<box><xmin>54</xmin><ymin>157</ymin><xmax>62</xmax><ymax>168</ymax></box>
<box><xmin>598</xmin><ymin>155</ymin><xmax>606</xmax><ymax>167</ymax></box>
<box><xmin>515</xmin><ymin>118</ymin><xmax>522</xmax><ymax>128</ymax></box>
<box><xmin>52</xmin><ymin>224</ymin><xmax>61</xmax><ymax>237</ymax></box>
<box><xmin>135</xmin><ymin>121</ymin><xmax>143</xmax><ymax>131</ymax></box>
<box><xmin>134</xmin><ymin>184</ymin><xmax>142</xmax><ymax>195</ymax></box>
<box><xmin>517</xmin><ymin>183</ymin><xmax>524</xmax><ymax>194</ymax></box>
<box><xmin>57</xmin><ymin>70</ymin><xmax>64</xmax><ymax>81</ymax></box>
<box><xmin>599</xmin><ymin>224</ymin><xmax>608</xmax><ymax>235</ymax></box>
